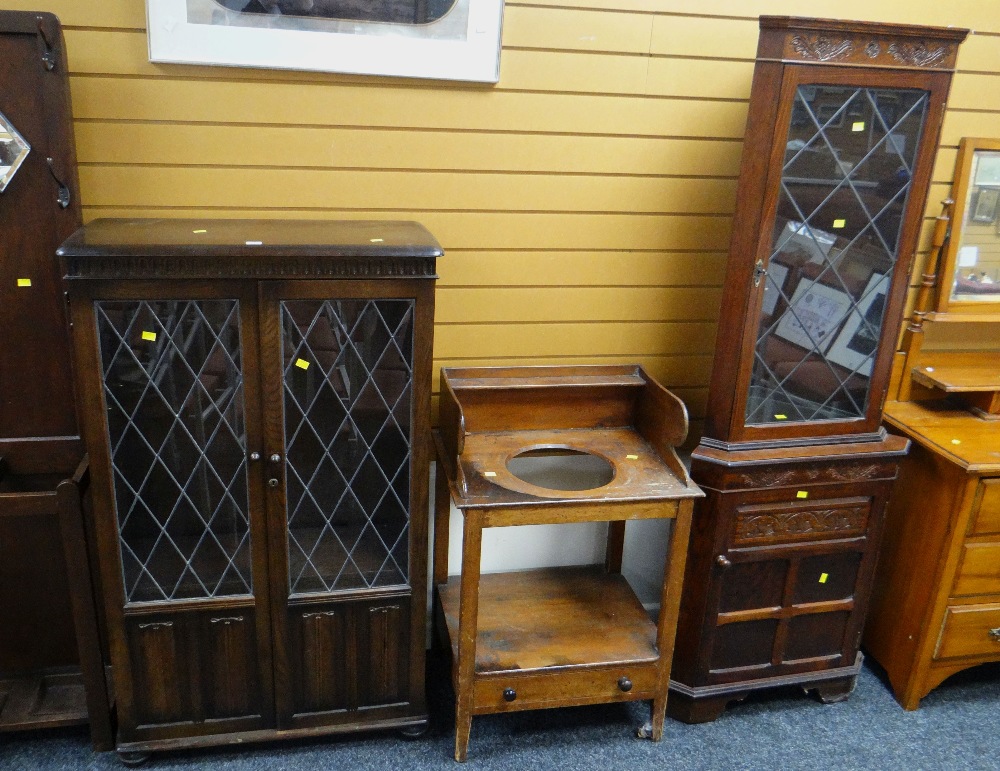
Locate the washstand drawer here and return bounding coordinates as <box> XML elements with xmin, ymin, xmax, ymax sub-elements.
<box><xmin>472</xmin><ymin>663</ymin><xmax>659</xmax><ymax>713</ymax></box>
<box><xmin>935</xmin><ymin>604</ymin><xmax>1000</xmax><ymax>660</ymax></box>
<box><xmin>952</xmin><ymin>542</ymin><xmax>1000</xmax><ymax>597</ymax></box>
<box><xmin>970</xmin><ymin>479</ymin><xmax>1000</xmax><ymax>536</ymax></box>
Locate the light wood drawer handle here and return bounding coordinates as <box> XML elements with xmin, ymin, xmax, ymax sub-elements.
<box><xmin>988</xmin><ymin>627</ymin><xmax>1000</xmax><ymax>642</ymax></box>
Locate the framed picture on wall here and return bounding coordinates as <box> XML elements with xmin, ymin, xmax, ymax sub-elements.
<box><xmin>826</xmin><ymin>272</ymin><xmax>889</xmax><ymax>377</ymax></box>
<box><xmin>146</xmin><ymin>0</ymin><xmax>504</xmax><ymax>83</ymax></box>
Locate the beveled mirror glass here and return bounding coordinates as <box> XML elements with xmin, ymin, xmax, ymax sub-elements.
<box><xmin>939</xmin><ymin>138</ymin><xmax>1000</xmax><ymax>312</ymax></box>
<box><xmin>0</xmin><ymin>109</ymin><xmax>30</xmax><ymax>193</ymax></box>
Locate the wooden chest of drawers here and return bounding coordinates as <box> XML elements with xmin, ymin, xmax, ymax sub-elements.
<box><xmin>864</xmin><ymin>400</ymin><xmax>1000</xmax><ymax>709</ymax></box>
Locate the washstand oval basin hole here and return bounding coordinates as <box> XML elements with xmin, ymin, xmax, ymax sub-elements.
<box><xmin>505</xmin><ymin>448</ymin><xmax>615</xmax><ymax>491</ymax></box>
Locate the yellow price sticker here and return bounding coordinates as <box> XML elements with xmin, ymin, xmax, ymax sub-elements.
<box><xmin>626</xmin><ymin>454</ymin><xmax>639</xmax><ymax>460</ymax></box>
<box><xmin>852</xmin><ymin>121</ymin><xmax>865</xmax><ymax>132</ymax></box>
<box><xmin>484</xmin><ymin>471</ymin><xmax>497</xmax><ymax>478</ymax></box>
<box><xmin>774</xmin><ymin>414</ymin><xmax>787</xmax><ymax>420</ymax></box>
<box><xmin>141</xmin><ymin>331</ymin><xmax>157</xmax><ymax>342</ymax></box>
<box><xmin>16</xmin><ymin>278</ymin><xmax>31</xmax><ymax>287</ymax></box>
<box><xmin>819</xmin><ymin>573</ymin><xmax>829</xmax><ymax>584</ymax></box>
<box><xmin>295</xmin><ymin>358</ymin><xmax>310</xmax><ymax>370</ymax></box>
<box><xmin>796</xmin><ymin>491</ymin><xmax>809</xmax><ymax>499</ymax></box>
<box><xmin>832</xmin><ymin>218</ymin><xmax>846</xmax><ymax>229</ymax></box>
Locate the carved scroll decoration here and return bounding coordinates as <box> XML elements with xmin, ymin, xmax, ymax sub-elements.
<box><xmin>887</xmin><ymin>41</ymin><xmax>950</xmax><ymax>68</ymax></box>
<box><xmin>735</xmin><ymin>504</ymin><xmax>869</xmax><ymax>545</ymax></box>
<box><xmin>791</xmin><ymin>34</ymin><xmax>855</xmax><ymax>62</ymax></box>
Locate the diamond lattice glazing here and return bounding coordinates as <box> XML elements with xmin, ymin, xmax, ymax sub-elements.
<box><xmin>745</xmin><ymin>86</ymin><xmax>929</xmax><ymax>425</ymax></box>
<box><xmin>97</xmin><ymin>300</ymin><xmax>252</xmax><ymax>603</ymax></box>
<box><xmin>281</xmin><ymin>299</ymin><xmax>413</xmax><ymax>596</ymax></box>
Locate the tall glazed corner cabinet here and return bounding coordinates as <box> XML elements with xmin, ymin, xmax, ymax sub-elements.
<box><xmin>60</xmin><ymin>219</ymin><xmax>440</xmax><ymax>762</ymax></box>
<box><xmin>667</xmin><ymin>17</ymin><xmax>967</xmax><ymax>723</ymax></box>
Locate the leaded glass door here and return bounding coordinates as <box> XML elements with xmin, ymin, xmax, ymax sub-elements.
<box><xmin>737</xmin><ymin>72</ymin><xmax>936</xmax><ymax>438</ymax></box>
<box><xmin>261</xmin><ymin>281</ymin><xmax>422</xmax><ymax>723</ymax></box>
<box><xmin>92</xmin><ymin>289</ymin><xmax>274</xmax><ymax>732</ymax></box>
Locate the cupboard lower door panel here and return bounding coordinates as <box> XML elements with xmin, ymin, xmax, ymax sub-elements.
<box><xmin>122</xmin><ymin>606</ymin><xmax>269</xmax><ymax>738</ymax></box>
<box><xmin>284</xmin><ymin>595</ymin><xmax>412</xmax><ymax>727</ymax></box>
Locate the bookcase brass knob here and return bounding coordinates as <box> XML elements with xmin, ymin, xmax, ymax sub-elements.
<box><xmin>618</xmin><ymin>677</ymin><xmax>633</xmax><ymax>692</ymax></box>
<box><xmin>988</xmin><ymin>627</ymin><xmax>1000</xmax><ymax>641</ymax></box>
<box><xmin>502</xmin><ymin>688</ymin><xmax>516</xmax><ymax>702</ymax></box>
<box><xmin>716</xmin><ymin>555</ymin><xmax>732</xmax><ymax>569</ymax></box>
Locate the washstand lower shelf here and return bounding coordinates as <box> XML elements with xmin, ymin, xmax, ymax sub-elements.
<box><xmin>438</xmin><ymin>566</ymin><xmax>661</xmax><ymax>713</ymax></box>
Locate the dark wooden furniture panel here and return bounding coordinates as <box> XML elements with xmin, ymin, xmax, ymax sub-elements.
<box><xmin>0</xmin><ymin>11</ymin><xmax>111</xmax><ymax>748</ymax></box>
<box><xmin>668</xmin><ymin>16</ymin><xmax>965</xmax><ymax>723</ymax></box>
<box><xmin>62</xmin><ymin>218</ymin><xmax>440</xmax><ymax>760</ymax></box>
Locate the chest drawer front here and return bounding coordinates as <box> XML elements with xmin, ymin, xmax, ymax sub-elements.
<box><xmin>935</xmin><ymin>605</ymin><xmax>1000</xmax><ymax>660</ymax></box>
<box><xmin>970</xmin><ymin>479</ymin><xmax>1000</xmax><ymax>536</ymax></box>
<box><xmin>953</xmin><ymin>542</ymin><xmax>1000</xmax><ymax>597</ymax></box>
<box><xmin>732</xmin><ymin>497</ymin><xmax>871</xmax><ymax>547</ymax></box>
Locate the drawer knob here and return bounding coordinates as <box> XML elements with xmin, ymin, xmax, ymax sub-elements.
<box><xmin>716</xmin><ymin>555</ymin><xmax>732</xmax><ymax>569</ymax></box>
<box><xmin>502</xmin><ymin>688</ymin><xmax>517</xmax><ymax>702</ymax></box>
<box><xmin>618</xmin><ymin>676</ymin><xmax>633</xmax><ymax>693</ymax></box>
<box><xmin>989</xmin><ymin>627</ymin><xmax>1000</xmax><ymax>642</ymax></box>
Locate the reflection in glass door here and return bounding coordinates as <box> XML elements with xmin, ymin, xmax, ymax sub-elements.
<box><xmin>746</xmin><ymin>85</ymin><xmax>929</xmax><ymax>425</ymax></box>
<box><xmin>96</xmin><ymin>299</ymin><xmax>252</xmax><ymax>603</ymax></box>
<box><xmin>280</xmin><ymin>299</ymin><xmax>414</xmax><ymax>597</ymax></box>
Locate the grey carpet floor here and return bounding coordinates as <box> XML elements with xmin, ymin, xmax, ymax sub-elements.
<box><xmin>3</xmin><ymin>654</ymin><xmax>999</xmax><ymax>771</ymax></box>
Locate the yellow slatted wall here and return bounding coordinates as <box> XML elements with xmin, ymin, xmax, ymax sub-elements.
<box><xmin>8</xmin><ymin>0</ymin><xmax>1000</xmax><ymax>439</ymax></box>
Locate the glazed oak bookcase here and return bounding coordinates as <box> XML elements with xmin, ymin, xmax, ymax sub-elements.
<box><xmin>61</xmin><ymin>219</ymin><xmax>439</xmax><ymax>762</ymax></box>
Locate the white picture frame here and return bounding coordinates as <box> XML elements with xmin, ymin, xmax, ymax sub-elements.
<box><xmin>773</xmin><ymin>279</ymin><xmax>852</xmax><ymax>353</ymax></box>
<box><xmin>826</xmin><ymin>273</ymin><xmax>890</xmax><ymax>377</ymax></box>
<box><xmin>146</xmin><ymin>0</ymin><xmax>504</xmax><ymax>83</ymax></box>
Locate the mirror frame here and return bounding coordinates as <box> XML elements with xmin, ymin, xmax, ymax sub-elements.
<box><xmin>935</xmin><ymin>137</ymin><xmax>1000</xmax><ymax>315</ymax></box>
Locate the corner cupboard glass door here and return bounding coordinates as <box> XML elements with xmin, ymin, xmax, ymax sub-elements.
<box><xmin>745</xmin><ymin>82</ymin><xmax>929</xmax><ymax>427</ymax></box>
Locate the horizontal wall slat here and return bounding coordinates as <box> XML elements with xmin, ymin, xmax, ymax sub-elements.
<box><xmin>433</xmin><ymin>321</ymin><xmax>718</xmax><ymax>357</ymax></box>
<box><xmin>438</xmin><ymin>252</ymin><xmax>728</xmax><ymax>287</ymax></box>
<box><xmin>504</xmin><ymin>6</ymin><xmax>654</xmax><ymax>54</ymax></box>
<box><xmin>74</xmin><ymin>123</ymin><xmax>745</xmax><ymax>177</ymax></box>
<box><xmin>68</xmin><ymin>76</ymin><xmax>752</xmax><ymax>138</ymax></box>
<box><xmin>647</xmin><ymin>58</ymin><xmax>754</xmax><ymax>99</ymax></box>
<box><xmin>435</xmin><ymin>287</ymin><xmax>724</xmax><ymax>323</ymax></box>
<box><xmin>1</xmin><ymin>0</ymin><xmax>143</xmax><ymax>27</ymax></box>
<box><xmin>650</xmin><ymin>16</ymin><xmax>757</xmax><ymax>59</ymax></box>
<box><xmin>514</xmin><ymin>0</ymin><xmax>1000</xmax><ymax>34</ymax></box>
<box><xmin>941</xmin><ymin>111</ymin><xmax>1000</xmax><ymax>146</ymax></box>
<box><xmin>77</xmin><ymin>167</ymin><xmax>738</xmax><ymax>214</ymax></box>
